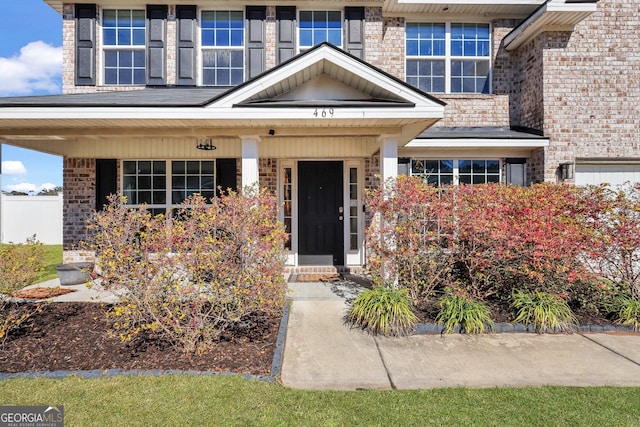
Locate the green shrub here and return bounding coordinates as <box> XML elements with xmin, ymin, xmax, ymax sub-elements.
<box><xmin>86</xmin><ymin>189</ymin><xmax>288</xmax><ymax>353</ymax></box>
<box><xmin>0</xmin><ymin>236</ymin><xmax>45</xmax><ymax>295</ymax></box>
<box><xmin>436</xmin><ymin>291</ymin><xmax>494</xmax><ymax>334</ymax></box>
<box><xmin>347</xmin><ymin>286</ymin><xmax>418</xmax><ymax>336</ymax></box>
<box><xmin>512</xmin><ymin>291</ymin><xmax>578</xmax><ymax>333</ymax></box>
<box><xmin>608</xmin><ymin>295</ymin><xmax>640</xmax><ymax>331</ymax></box>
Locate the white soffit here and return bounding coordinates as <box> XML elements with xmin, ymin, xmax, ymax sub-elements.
<box><xmin>504</xmin><ymin>0</ymin><xmax>598</xmax><ymax>51</ymax></box>
<box><xmin>405</xmin><ymin>138</ymin><xmax>549</xmax><ymax>148</ymax></box>
<box><xmin>384</xmin><ymin>0</ymin><xmax>544</xmax><ymax>18</ymax></box>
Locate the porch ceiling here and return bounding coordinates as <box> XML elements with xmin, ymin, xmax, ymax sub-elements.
<box><xmin>383</xmin><ymin>0</ymin><xmax>545</xmax><ymax>18</ymax></box>
<box><xmin>0</xmin><ymin>117</ymin><xmax>439</xmax><ymax>157</ymax></box>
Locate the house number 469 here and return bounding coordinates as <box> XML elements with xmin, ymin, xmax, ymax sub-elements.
<box><xmin>313</xmin><ymin>108</ymin><xmax>334</xmax><ymax>118</ymax></box>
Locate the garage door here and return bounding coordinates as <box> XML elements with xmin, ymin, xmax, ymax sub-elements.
<box><xmin>575</xmin><ymin>164</ymin><xmax>640</xmax><ymax>186</ymax></box>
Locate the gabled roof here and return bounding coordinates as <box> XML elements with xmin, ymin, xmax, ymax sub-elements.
<box><xmin>210</xmin><ymin>42</ymin><xmax>445</xmax><ymax>109</ymax></box>
<box><xmin>0</xmin><ymin>43</ymin><xmax>445</xmax><ymax>152</ymax></box>
<box><xmin>504</xmin><ymin>0</ymin><xmax>598</xmax><ymax>51</ymax></box>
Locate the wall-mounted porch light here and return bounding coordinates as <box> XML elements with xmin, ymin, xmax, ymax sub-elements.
<box><xmin>559</xmin><ymin>162</ymin><xmax>575</xmax><ymax>181</ymax></box>
<box><xmin>196</xmin><ymin>138</ymin><xmax>217</xmax><ymax>151</ymax></box>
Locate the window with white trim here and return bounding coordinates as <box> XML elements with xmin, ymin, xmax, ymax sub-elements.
<box><xmin>171</xmin><ymin>161</ymin><xmax>216</xmax><ymax>204</ymax></box>
<box><xmin>123</xmin><ymin>160</ymin><xmax>216</xmax><ymax>214</ymax></box>
<box><xmin>406</xmin><ymin>23</ymin><xmax>491</xmax><ymax>94</ymax></box>
<box><xmin>201</xmin><ymin>10</ymin><xmax>244</xmax><ymax>86</ymax></box>
<box><xmin>299</xmin><ymin>11</ymin><xmax>342</xmax><ymax>51</ymax></box>
<box><xmin>103</xmin><ymin>9</ymin><xmax>146</xmax><ymax>85</ymax></box>
<box><xmin>410</xmin><ymin>159</ymin><xmax>500</xmax><ymax>185</ymax></box>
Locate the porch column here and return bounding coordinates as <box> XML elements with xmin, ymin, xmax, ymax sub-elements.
<box><xmin>380</xmin><ymin>135</ymin><xmax>398</xmax><ymax>183</ymax></box>
<box><xmin>240</xmin><ymin>135</ymin><xmax>261</xmax><ymax>189</ymax></box>
<box><xmin>379</xmin><ymin>136</ymin><xmax>399</xmax><ymax>286</ymax></box>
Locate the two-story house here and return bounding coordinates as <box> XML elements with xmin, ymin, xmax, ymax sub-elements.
<box><xmin>0</xmin><ymin>0</ymin><xmax>638</xmax><ymax>270</ymax></box>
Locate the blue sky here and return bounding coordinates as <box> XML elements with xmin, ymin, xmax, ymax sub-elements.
<box><xmin>0</xmin><ymin>0</ymin><xmax>63</xmax><ymax>193</ymax></box>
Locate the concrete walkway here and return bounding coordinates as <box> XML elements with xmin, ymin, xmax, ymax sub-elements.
<box><xmin>280</xmin><ymin>281</ymin><xmax>640</xmax><ymax>390</ymax></box>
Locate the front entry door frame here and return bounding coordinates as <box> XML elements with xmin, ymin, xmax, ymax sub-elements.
<box><xmin>278</xmin><ymin>159</ymin><xmax>364</xmax><ymax>267</ymax></box>
<box><xmin>298</xmin><ymin>161</ymin><xmax>344</xmax><ymax>266</ymax></box>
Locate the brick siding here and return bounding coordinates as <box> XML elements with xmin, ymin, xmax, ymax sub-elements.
<box><xmin>166</xmin><ymin>5</ymin><xmax>177</xmax><ymax>86</ymax></box>
<box><xmin>519</xmin><ymin>0</ymin><xmax>640</xmax><ymax>182</ymax></box>
<box><xmin>265</xmin><ymin>6</ymin><xmax>276</xmax><ymax>70</ymax></box>
<box><xmin>259</xmin><ymin>158</ymin><xmax>278</xmax><ymax>194</ymax></box>
<box><xmin>58</xmin><ymin>1</ymin><xmax>639</xmax><ymax>185</ymax></box>
<box><xmin>63</xmin><ymin>158</ymin><xmax>96</xmax><ymax>254</ymax></box>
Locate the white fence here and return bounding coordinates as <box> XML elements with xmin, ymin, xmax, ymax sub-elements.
<box><xmin>1</xmin><ymin>193</ymin><xmax>63</xmax><ymax>244</ymax></box>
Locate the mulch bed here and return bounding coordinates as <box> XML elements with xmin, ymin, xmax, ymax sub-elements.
<box><xmin>12</xmin><ymin>287</ymin><xmax>77</xmax><ymax>299</ymax></box>
<box><xmin>0</xmin><ymin>302</ymin><xmax>278</xmax><ymax>375</ymax></box>
<box><xmin>414</xmin><ymin>297</ymin><xmax>611</xmax><ymax>326</ymax></box>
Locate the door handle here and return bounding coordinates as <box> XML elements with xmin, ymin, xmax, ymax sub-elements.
<box><xmin>339</xmin><ymin>216</ymin><xmax>344</xmax><ymax>221</ymax></box>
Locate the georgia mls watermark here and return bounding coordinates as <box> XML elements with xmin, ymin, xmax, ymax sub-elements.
<box><xmin>0</xmin><ymin>406</ymin><xmax>64</xmax><ymax>427</ymax></box>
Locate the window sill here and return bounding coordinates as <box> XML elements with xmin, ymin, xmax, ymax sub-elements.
<box><xmin>433</xmin><ymin>93</ymin><xmax>495</xmax><ymax>99</ymax></box>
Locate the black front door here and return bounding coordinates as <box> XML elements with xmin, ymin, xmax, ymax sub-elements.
<box><xmin>298</xmin><ymin>161</ymin><xmax>344</xmax><ymax>265</ymax></box>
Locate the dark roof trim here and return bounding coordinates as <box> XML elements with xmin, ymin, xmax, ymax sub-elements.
<box><xmin>0</xmin><ymin>87</ymin><xmax>230</xmax><ymax>108</ymax></box>
<box><xmin>235</xmin><ymin>99</ymin><xmax>415</xmax><ymax>108</ymax></box>
<box><xmin>576</xmin><ymin>157</ymin><xmax>640</xmax><ymax>165</ymax></box>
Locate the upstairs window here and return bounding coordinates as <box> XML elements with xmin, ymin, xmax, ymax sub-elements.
<box><xmin>299</xmin><ymin>11</ymin><xmax>342</xmax><ymax>51</ymax></box>
<box><xmin>406</xmin><ymin>23</ymin><xmax>491</xmax><ymax>94</ymax></box>
<box><xmin>201</xmin><ymin>11</ymin><xmax>244</xmax><ymax>86</ymax></box>
<box><xmin>103</xmin><ymin>9</ymin><xmax>146</xmax><ymax>85</ymax></box>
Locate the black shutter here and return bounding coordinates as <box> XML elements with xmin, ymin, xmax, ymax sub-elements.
<box><xmin>176</xmin><ymin>5</ymin><xmax>197</xmax><ymax>86</ymax></box>
<box><xmin>216</xmin><ymin>159</ymin><xmax>238</xmax><ymax>196</ymax></box>
<box><xmin>246</xmin><ymin>6</ymin><xmax>266</xmax><ymax>80</ymax></box>
<box><xmin>344</xmin><ymin>7</ymin><xmax>364</xmax><ymax>59</ymax></box>
<box><xmin>96</xmin><ymin>159</ymin><xmax>117</xmax><ymax>211</ymax></box>
<box><xmin>146</xmin><ymin>5</ymin><xmax>167</xmax><ymax>86</ymax></box>
<box><xmin>276</xmin><ymin>6</ymin><xmax>296</xmax><ymax>65</ymax></box>
<box><xmin>75</xmin><ymin>4</ymin><xmax>96</xmax><ymax>86</ymax></box>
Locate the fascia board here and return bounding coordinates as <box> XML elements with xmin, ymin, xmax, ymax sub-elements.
<box><xmin>0</xmin><ymin>105</ymin><xmax>444</xmax><ymax>121</ymax></box>
<box><xmin>396</xmin><ymin>0</ymin><xmax>542</xmax><ymax>4</ymax></box>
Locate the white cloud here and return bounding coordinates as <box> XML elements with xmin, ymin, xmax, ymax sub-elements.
<box><xmin>5</xmin><ymin>182</ymin><xmax>39</xmax><ymax>193</ymax></box>
<box><xmin>0</xmin><ymin>41</ymin><xmax>62</xmax><ymax>96</ymax></box>
<box><xmin>4</xmin><ymin>182</ymin><xmax>58</xmax><ymax>194</ymax></box>
<box><xmin>2</xmin><ymin>161</ymin><xmax>27</xmax><ymax>175</ymax></box>
<box><xmin>40</xmin><ymin>182</ymin><xmax>57</xmax><ymax>191</ymax></box>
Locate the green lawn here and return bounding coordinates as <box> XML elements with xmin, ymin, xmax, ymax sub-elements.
<box><xmin>0</xmin><ymin>376</ymin><xmax>639</xmax><ymax>426</ymax></box>
<box><xmin>33</xmin><ymin>244</ymin><xmax>63</xmax><ymax>284</ymax></box>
